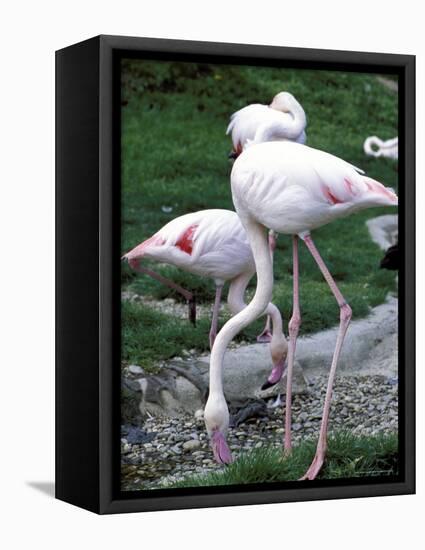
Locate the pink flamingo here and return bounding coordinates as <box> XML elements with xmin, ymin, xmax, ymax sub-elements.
<box><xmin>225</xmin><ymin>91</ymin><xmax>306</xmax><ymax>339</ymax></box>
<box><xmin>122</xmin><ymin>209</ymin><xmax>288</xmax><ymax>390</ymax></box>
<box><xmin>227</xmin><ymin>91</ymin><xmax>307</xmax><ymax>158</ymax></box>
<box><xmin>204</xmin><ymin>141</ymin><xmax>398</xmax><ymax>477</ymax></box>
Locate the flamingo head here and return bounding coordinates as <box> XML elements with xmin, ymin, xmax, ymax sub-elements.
<box><xmin>363</xmin><ymin>136</ymin><xmax>384</xmax><ymax>158</ymax></box>
<box><xmin>261</xmin><ymin>333</ymin><xmax>288</xmax><ymax>391</ymax></box>
<box><xmin>269</xmin><ymin>91</ymin><xmax>297</xmax><ymax>113</ymax></box>
<box><xmin>204</xmin><ymin>394</ymin><xmax>233</xmax><ymax>465</ymax></box>
<box><xmin>261</xmin><ymin>358</ymin><xmax>287</xmax><ymax>391</ymax></box>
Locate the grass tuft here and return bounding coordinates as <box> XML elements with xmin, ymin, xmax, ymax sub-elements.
<box><xmin>168</xmin><ymin>432</ymin><xmax>398</xmax><ymax>488</ymax></box>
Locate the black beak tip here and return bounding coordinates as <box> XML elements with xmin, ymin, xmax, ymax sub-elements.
<box><xmin>261</xmin><ymin>380</ymin><xmax>275</xmax><ymax>391</ymax></box>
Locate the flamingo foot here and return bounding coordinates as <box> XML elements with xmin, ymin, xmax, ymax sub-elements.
<box><xmin>261</xmin><ymin>359</ymin><xmax>286</xmax><ymax>391</ymax></box>
<box><xmin>299</xmin><ymin>452</ymin><xmax>325</xmax><ymax>480</ymax></box>
<box><xmin>211</xmin><ymin>430</ymin><xmax>233</xmax><ymax>465</ymax></box>
<box><xmin>256</xmin><ymin>329</ymin><xmax>273</xmax><ymax>343</ymax></box>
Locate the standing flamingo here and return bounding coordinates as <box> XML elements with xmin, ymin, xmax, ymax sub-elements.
<box><xmin>225</xmin><ymin>91</ymin><xmax>307</xmax><ymax>340</ymax></box>
<box><xmin>227</xmin><ymin>91</ymin><xmax>307</xmax><ymax>158</ymax></box>
<box><xmin>204</xmin><ymin>141</ymin><xmax>398</xmax><ymax>478</ymax></box>
<box><xmin>122</xmin><ymin>209</ymin><xmax>288</xmax><ymax>390</ymax></box>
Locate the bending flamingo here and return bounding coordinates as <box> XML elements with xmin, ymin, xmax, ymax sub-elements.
<box><xmin>227</xmin><ymin>91</ymin><xmax>307</xmax><ymax>158</ymax></box>
<box><xmin>122</xmin><ymin>209</ymin><xmax>288</xmax><ymax>390</ymax></box>
<box><xmin>204</xmin><ymin>141</ymin><xmax>398</xmax><ymax>477</ymax></box>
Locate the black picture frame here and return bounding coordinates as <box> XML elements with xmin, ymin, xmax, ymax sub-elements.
<box><xmin>56</xmin><ymin>34</ymin><xmax>415</xmax><ymax>514</ymax></box>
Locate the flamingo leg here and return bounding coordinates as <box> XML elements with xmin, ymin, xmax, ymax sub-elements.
<box><xmin>300</xmin><ymin>234</ymin><xmax>352</xmax><ymax>480</ymax></box>
<box><xmin>209</xmin><ymin>285</ymin><xmax>223</xmax><ymax>349</ymax></box>
<box><xmin>284</xmin><ymin>235</ymin><xmax>301</xmax><ymax>453</ymax></box>
<box><xmin>129</xmin><ymin>261</ymin><xmax>197</xmax><ymax>325</ymax></box>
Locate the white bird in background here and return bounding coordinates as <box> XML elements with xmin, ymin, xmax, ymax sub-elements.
<box><xmin>364</xmin><ymin>136</ymin><xmax>398</xmax><ymax>160</ymax></box>
<box><xmin>122</xmin><ymin>209</ymin><xmax>288</xmax><ymax>395</ymax></box>
<box><xmin>226</xmin><ymin>91</ymin><xmax>307</xmax><ymax>158</ymax></box>
<box><xmin>204</xmin><ymin>141</ymin><xmax>398</xmax><ymax>478</ymax></box>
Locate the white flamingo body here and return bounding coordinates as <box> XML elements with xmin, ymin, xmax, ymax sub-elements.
<box><xmin>227</xmin><ymin>92</ymin><xmax>307</xmax><ymax>156</ymax></box>
<box><xmin>205</xmin><ymin>140</ymin><xmax>398</xmax><ymax>476</ymax></box>
<box><xmin>123</xmin><ymin>209</ymin><xmax>288</xmax><ymax>405</ymax></box>
<box><xmin>126</xmin><ymin>210</ymin><xmax>254</xmax><ymax>284</ymax></box>
<box><xmin>232</xmin><ymin>141</ymin><xmax>397</xmax><ymax>235</ymax></box>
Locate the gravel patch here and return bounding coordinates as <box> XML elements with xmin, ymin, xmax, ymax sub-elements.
<box><xmin>121</xmin><ymin>374</ymin><xmax>398</xmax><ymax>491</ymax></box>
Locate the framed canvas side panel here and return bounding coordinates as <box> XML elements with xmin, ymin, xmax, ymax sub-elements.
<box><xmin>98</xmin><ymin>36</ymin><xmax>118</xmax><ymax>513</ymax></box>
<box><xmin>55</xmin><ymin>36</ymin><xmax>102</xmax><ymax>513</ymax></box>
<box><xmin>400</xmin><ymin>55</ymin><xmax>416</xmax><ymax>493</ymax></box>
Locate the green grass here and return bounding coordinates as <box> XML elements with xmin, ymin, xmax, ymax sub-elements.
<box><xmin>168</xmin><ymin>432</ymin><xmax>398</xmax><ymax>488</ymax></box>
<box><xmin>120</xmin><ymin>59</ymin><xmax>398</xmax><ymax>367</ymax></box>
<box><xmin>122</xmin><ymin>300</ymin><xmax>265</xmax><ymax>368</ymax></box>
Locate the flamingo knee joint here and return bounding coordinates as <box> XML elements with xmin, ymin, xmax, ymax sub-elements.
<box><xmin>340</xmin><ymin>302</ymin><xmax>352</xmax><ymax>323</ymax></box>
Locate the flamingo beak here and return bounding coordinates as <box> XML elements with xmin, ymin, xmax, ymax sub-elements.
<box><xmin>211</xmin><ymin>430</ymin><xmax>233</xmax><ymax>465</ymax></box>
<box><xmin>261</xmin><ymin>358</ymin><xmax>287</xmax><ymax>391</ymax></box>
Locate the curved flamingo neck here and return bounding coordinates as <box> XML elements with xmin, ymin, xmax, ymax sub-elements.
<box><xmin>257</xmin><ymin>100</ymin><xmax>306</xmax><ymax>143</ymax></box>
<box><xmin>227</xmin><ymin>252</ymin><xmax>283</xmax><ymax>339</ymax></box>
<box><xmin>209</xmin><ymin>220</ymin><xmax>274</xmax><ymax>395</ymax></box>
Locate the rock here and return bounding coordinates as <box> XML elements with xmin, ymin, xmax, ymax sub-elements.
<box><xmin>129</xmin><ymin>365</ymin><xmax>144</xmax><ymax>375</ymax></box>
<box><xmin>182</xmin><ymin>439</ymin><xmax>201</xmax><ymax>452</ymax></box>
<box><xmin>192</xmin><ymin>450</ymin><xmax>205</xmax><ymax>457</ymax></box>
<box><xmin>230</xmin><ymin>399</ymin><xmax>268</xmax><ymax>427</ymax></box>
<box><xmin>198</xmin><ymin>352</ymin><xmax>308</xmax><ymax>403</ymax></box>
<box><xmin>194</xmin><ymin>408</ymin><xmax>204</xmax><ymax>420</ymax></box>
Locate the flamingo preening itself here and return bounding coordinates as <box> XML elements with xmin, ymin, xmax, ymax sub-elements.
<box><xmin>363</xmin><ymin>136</ymin><xmax>398</xmax><ymax>160</ymax></box>
<box><xmin>122</xmin><ymin>209</ymin><xmax>288</xmax><ymax>390</ymax></box>
<box><xmin>204</xmin><ymin>141</ymin><xmax>398</xmax><ymax>478</ymax></box>
<box><xmin>226</xmin><ymin>91</ymin><xmax>307</xmax><ymax>159</ymax></box>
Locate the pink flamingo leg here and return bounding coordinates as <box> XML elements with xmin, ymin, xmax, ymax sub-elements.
<box><xmin>209</xmin><ymin>285</ymin><xmax>223</xmax><ymax>349</ymax></box>
<box><xmin>284</xmin><ymin>235</ymin><xmax>301</xmax><ymax>453</ymax></box>
<box><xmin>129</xmin><ymin>261</ymin><xmax>196</xmax><ymax>325</ymax></box>
<box><xmin>300</xmin><ymin>234</ymin><xmax>352</xmax><ymax>480</ymax></box>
